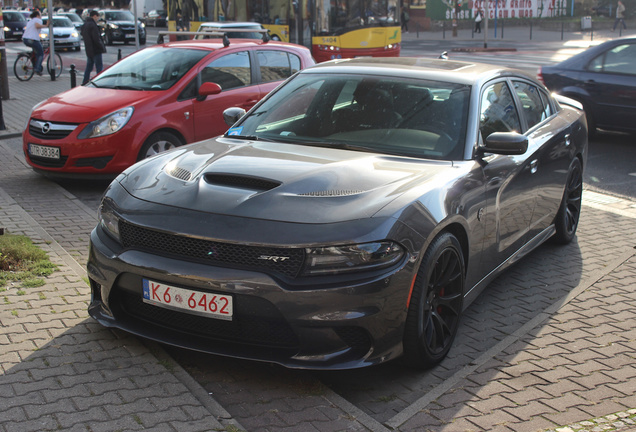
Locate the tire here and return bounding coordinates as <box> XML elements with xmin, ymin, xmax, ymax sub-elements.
<box><xmin>402</xmin><ymin>232</ymin><xmax>465</xmax><ymax>369</ymax></box>
<box><xmin>551</xmin><ymin>158</ymin><xmax>583</xmax><ymax>245</ymax></box>
<box><xmin>138</xmin><ymin>131</ymin><xmax>183</xmax><ymax>161</ymax></box>
<box><xmin>14</xmin><ymin>53</ymin><xmax>34</xmax><ymax>81</ymax></box>
<box><xmin>46</xmin><ymin>53</ymin><xmax>63</xmax><ymax>78</ymax></box>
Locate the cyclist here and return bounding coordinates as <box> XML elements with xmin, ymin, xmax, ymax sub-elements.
<box><xmin>23</xmin><ymin>10</ymin><xmax>47</xmax><ymax>76</ymax></box>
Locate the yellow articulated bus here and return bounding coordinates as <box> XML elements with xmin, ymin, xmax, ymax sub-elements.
<box><xmin>167</xmin><ymin>0</ymin><xmax>401</xmax><ymax>62</ymax></box>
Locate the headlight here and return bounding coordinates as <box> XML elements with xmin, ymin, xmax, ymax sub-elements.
<box><xmin>3</xmin><ymin>26</ymin><xmax>9</xmax><ymax>32</ymax></box>
<box><xmin>71</xmin><ymin>31</ymin><xmax>79</xmax><ymax>38</ymax></box>
<box><xmin>78</xmin><ymin>107</ymin><xmax>134</xmax><ymax>139</ymax></box>
<box><xmin>302</xmin><ymin>241</ymin><xmax>404</xmax><ymax>276</ymax></box>
<box><xmin>39</xmin><ymin>32</ymin><xmax>47</xmax><ymax>39</ymax></box>
<box><xmin>109</xmin><ymin>23</ymin><xmax>119</xmax><ymax>29</ymax></box>
<box><xmin>140</xmin><ymin>22</ymin><xmax>146</xmax><ymax>28</ymax></box>
<box><xmin>98</xmin><ymin>200</ymin><xmax>121</xmax><ymax>242</ymax></box>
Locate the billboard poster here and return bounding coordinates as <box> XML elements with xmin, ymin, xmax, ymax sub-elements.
<box><xmin>426</xmin><ymin>0</ymin><xmax>570</xmax><ymax>20</ymax></box>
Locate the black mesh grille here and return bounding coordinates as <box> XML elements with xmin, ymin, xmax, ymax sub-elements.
<box><xmin>114</xmin><ymin>289</ymin><xmax>300</xmax><ymax>348</ymax></box>
<box><xmin>335</xmin><ymin>327</ymin><xmax>373</xmax><ymax>352</ymax></box>
<box><xmin>119</xmin><ymin>221</ymin><xmax>305</xmax><ymax>278</ymax></box>
<box><xmin>29</xmin><ymin>124</ymin><xmax>75</xmax><ymax>140</ymax></box>
<box><xmin>28</xmin><ymin>154</ymin><xmax>68</xmax><ymax>168</ymax></box>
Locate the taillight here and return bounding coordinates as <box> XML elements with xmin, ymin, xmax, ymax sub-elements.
<box><xmin>537</xmin><ymin>67</ymin><xmax>545</xmax><ymax>85</ymax></box>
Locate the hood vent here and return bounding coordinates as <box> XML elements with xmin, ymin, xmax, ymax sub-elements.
<box><xmin>299</xmin><ymin>190</ymin><xmax>363</xmax><ymax>197</ymax></box>
<box><xmin>204</xmin><ymin>173</ymin><xmax>281</xmax><ymax>191</ymax></box>
<box><xmin>167</xmin><ymin>166</ymin><xmax>193</xmax><ymax>182</ymax></box>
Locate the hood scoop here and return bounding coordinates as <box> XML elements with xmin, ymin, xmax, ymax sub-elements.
<box><xmin>166</xmin><ymin>165</ymin><xmax>193</xmax><ymax>182</ymax></box>
<box><xmin>204</xmin><ymin>173</ymin><xmax>282</xmax><ymax>191</ymax></box>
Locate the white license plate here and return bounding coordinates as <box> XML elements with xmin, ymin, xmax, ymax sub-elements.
<box><xmin>15</xmin><ymin>31</ymin><xmax>23</xmax><ymax>35</ymax></box>
<box><xmin>125</xmin><ymin>34</ymin><xmax>136</xmax><ymax>38</ymax></box>
<box><xmin>29</xmin><ymin>144</ymin><xmax>60</xmax><ymax>159</ymax></box>
<box><xmin>142</xmin><ymin>279</ymin><xmax>233</xmax><ymax>320</ymax></box>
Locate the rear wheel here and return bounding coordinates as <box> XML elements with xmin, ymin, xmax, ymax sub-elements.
<box><xmin>551</xmin><ymin>158</ymin><xmax>583</xmax><ymax>245</ymax></box>
<box><xmin>138</xmin><ymin>131</ymin><xmax>183</xmax><ymax>161</ymax></box>
<box><xmin>403</xmin><ymin>232</ymin><xmax>464</xmax><ymax>369</ymax></box>
<box><xmin>14</xmin><ymin>53</ymin><xmax>34</xmax><ymax>81</ymax></box>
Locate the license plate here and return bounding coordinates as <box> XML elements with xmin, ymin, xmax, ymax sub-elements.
<box><xmin>125</xmin><ymin>34</ymin><xmax>136</xmax><ymax>38</ymax></box>
<box><xmin>15</xmin><ymin>31</ymin><xmax>23</xmax><ymax>35</ymax></box>
<box><xmin>29</xmin><ymin>144</ymin><xmax>60</xmax><ymax>159</ymax></box>
<box><xmin>142</xmin><ymin>279</ymin><xmax>233</xmax><ymax>320</ymax></box>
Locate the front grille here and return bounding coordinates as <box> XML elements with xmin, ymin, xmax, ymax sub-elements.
<box><xmin>335</xmin><ymin>327</ymin><xmax>373</xmax><ymax>353</ymax></box>
<box><xmin>119</xmin><ymin>221</ymin><xmax>305</xmax><ymax>278</ymax></box>
<box><xmin>29</xmin><ymin>119</ymin><xmax>78</xmax><ymax>140</ymax></box>
<box><xmin>28</xmin><ymin>154</ymin><xmax>68</xmax><ymax>168</ymax></box>
<box><xmin>115</xmin><ymin>289</ymin><xmax>300</xmax><ymax>349</ymax></box>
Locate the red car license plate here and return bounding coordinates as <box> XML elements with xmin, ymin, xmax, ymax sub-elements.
<box><xmin>29</xmin><ymin>144</ymin><xmax>60</xmax><ymax>159</ymax></box>
<box><xmin>142</xmin><ymin>279</ymin><xmax>233</xmax><ymax>320</ymax></box>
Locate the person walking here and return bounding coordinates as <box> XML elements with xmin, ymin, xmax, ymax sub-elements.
<box><xmin>81</xmin><ymin>10</ymin><xmax>106</xmax><ymax>85</ymax></box>
<box><xmin>474</xmin><ymin>9</ymin><xmax>483</xmax><ymax>33</ymax></box>
<box><xmin>401</xmin><ymin>8</ymin><xmax>410</xmax><ymax>33</ymax></box>
<box><xmin>22</xmin><ymin>10</ymin><xmax>47</xmax><ymax>76</ymax></box>
<box><xmin>612</xmin><ymin>0</ymin><xmax>627</xmax><ymax>31</ymax></box>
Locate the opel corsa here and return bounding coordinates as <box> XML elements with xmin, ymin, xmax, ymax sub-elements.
<box><xmin>22</xmin><ymin>39</ymin><xmax>314</xmax><ymax>178</ymax></box>
<box><xmin>87</xmin><ymin>57</ymin><xmax>587</xmax><ymax>369</ymax></box>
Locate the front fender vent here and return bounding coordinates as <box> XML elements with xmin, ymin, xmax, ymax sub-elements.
<box><xmin>204</xmin><ymin>173</ymin><xmax>281</xmax><ymax>191</ymax></box>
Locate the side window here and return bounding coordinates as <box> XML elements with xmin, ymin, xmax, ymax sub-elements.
<box><xmin>588</xmin><ymin>44</ymin><xmax>636</xmax><ymax>75</ymax></box>
<box><xmin>480</xmin><ymin>81</ymin><xmax>521</xmax><ymax>139</ymax></box>
<box><xmin>201</xmin><ymin>51</ymin><xmax>251</xmax><ymax>90</ymax></box>
<box><xmin>512</xmin><ymin>81</ymin><xmax>547</xmax><ymax>130</ymax></box>
<box><xmin>539</xmin><ymin>91</ymin><xmax>554</xmax><ymax>121</ymax></box>
<box><xmin>257</xmin><ymin>50</ymin><xmax>300</xmax><ymax>83</ymax></box>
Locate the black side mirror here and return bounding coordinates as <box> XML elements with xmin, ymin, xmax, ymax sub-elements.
<box><xmin>223</xmin><ymin>107</ymin><xmax>247</xmax><ymax>127</ymax></box>
<box><xmin>480</xmin><ymin>132</ymin><xmax>528</xmax><ymax>155</ymax></box>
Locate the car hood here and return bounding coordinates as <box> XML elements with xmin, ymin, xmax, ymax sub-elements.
<box><xmin>42</xmin><ymin>27</ymin><xmax>76</xmax><ymax>35</ymax></box>
<box><xmin>117</xmin><ymin>137</ymin><xmax>456</xmax><ymax>224</ymax></box>
<box><xmin>30</xmin><ymin>87</ymin><xmax>156</xmax><ymax>123</ymax></box>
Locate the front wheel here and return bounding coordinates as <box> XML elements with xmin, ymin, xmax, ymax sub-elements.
<box><xmin>551</xmin><ymin>158</ymin><xmax>583</xmax><ymax>245</ymax></box>
<box><xmin>403</xmin><ymin>232</ymin><xmax>465</xmax><ymax>369</ymax></box>
<box><xmin>46</xmin><ymin>53</ymin><xmax>63</xmax><ymax>78</ymax></box>
<box><xmin>14</xmin><ymin>53</ymin><xmax>34</xmax><ymax>81</ymax></box>
<box><xmin>138</xmin><ymin>131</ymin><xmax>183</xmax><ymax>161</ymax></box>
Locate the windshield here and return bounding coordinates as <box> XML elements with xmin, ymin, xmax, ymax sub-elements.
<box><xmin>44</xmin><ymin>17</ymin><xmax>74</xmax><ymax>27</ymax></box>
<box><xmin>4</xmin><ymin>11</ymin><xmax>26</xmax><ymax>22</ymax></box>
<box><xmin>315</xmin><ymin>0</ymin><xmax>397</xmax><ymax>35</ymax></box>
<box><xmin>63</xmin><ymin>13</ymin><xmax>83</xmax><ymax>22</ymax></box>
<box><xmin>91</xmin><ymin>47</ymin><xmax>209</xmax><ymax>90</ymax></box>
<box><xmin>229</xmin><ymin>73</ymin><xmax>470</xmax><ymax>161</ymax></box>
<box><xmin>104</xmin><ymin>11</ymin><xmax>134</xmax><ymax>21</ymax></box>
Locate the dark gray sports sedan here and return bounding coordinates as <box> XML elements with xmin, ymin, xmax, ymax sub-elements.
<box><xmin>87</xmin><ymin>57</ymin><xmax>587</xmax><ymax>370</ymax></box>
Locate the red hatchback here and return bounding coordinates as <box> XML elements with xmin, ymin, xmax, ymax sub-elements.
<box><xmin>23</xmin><ymin>39</ymin><xmax>315</xmax><ymax>178</ymax></box>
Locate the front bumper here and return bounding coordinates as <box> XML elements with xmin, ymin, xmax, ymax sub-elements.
<box><xmin>87</xmin><ymin>223</ymin><xmax>415</xmax><ymax>370</ymax></box>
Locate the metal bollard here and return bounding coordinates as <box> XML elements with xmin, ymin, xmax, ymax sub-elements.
<box><xmin>70</xmin><ymin>64</ymin><xmax>77</xmax><ymax>88</ymax></box>
<box><xmin>118</xmin><ymin>49</ymin><xmax>122</xmax><ymax>61</ymax></box>
<box><xmin>501</xmin><ymin>19</ymin><xmax>504</xmax><ymax>39</ymax></box>
<box><xmin>443</xmin><ymin>21</ymin><xmax>446</xmax><ymax>39</ymax></box>
<box><xmin>530</xmin><ymin>21</ymin><xmax>533</xmax><ymax>40</ymax></box>
<box><xmin>561</xmin><ymin>21</ymin><xmax>564</xmax><ymax>40</ymax></box>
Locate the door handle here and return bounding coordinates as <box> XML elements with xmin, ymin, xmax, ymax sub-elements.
<box><xmin>529</xmin><ymin>159</ymin><xmax>538</xmax><ymax>174</ymax></box>
<box><xmin>564</xmin><ymin>133</ymin><xmax>571</xmax><ymax>146</ymax></box>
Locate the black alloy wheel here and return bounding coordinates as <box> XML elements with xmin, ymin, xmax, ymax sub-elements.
<box><xmin>551</xmin><ymin>157</ymin><xmax>583</xmax><ymax>244</ymax></box>
<box><xmin>403</xmin><ymin>232</ymin><xmax>464</xmax><ymax>369</ymax></box>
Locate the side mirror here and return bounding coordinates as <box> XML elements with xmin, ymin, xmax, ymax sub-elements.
<box><xmin>480</xmin><ymin>132</ymin><xmax>528</xmax><ymax>155</ymax></box>
<box><xmin>223</xmin><ymin>107</ymin><xmax>246</xmax><ymax>127</ymax></box>
<box><xmin>196</xmin><ymin>82</ymin><xmax>222</xmax><ymax>101</ymax></box>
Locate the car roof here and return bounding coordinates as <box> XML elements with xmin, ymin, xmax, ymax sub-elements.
<box><xmin>160</xmin><ymin>39</ymin><xmax>310</xmax><ymax>52</ymax></box>
<box><xmin>304</xmin><ymin>57</ymin><xmax>536</xmax><ymax>86</ymax></box>
<box><xmin>198</xmin><ymin>21</ymin><xmax>264</xmax><ymax>29</ymax></box>
<box><xmin>548</xmin><ymin>36</ymin><xmax>636</xmax><ymax>69</ymax></box>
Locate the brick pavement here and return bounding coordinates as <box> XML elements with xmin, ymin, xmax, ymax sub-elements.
<box><xmin>1</xmin><ymin>33</ymin><xmax>636</xmax><ymax>432</ymax></box>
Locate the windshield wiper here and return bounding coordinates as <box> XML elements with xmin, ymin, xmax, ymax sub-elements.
<box><xmin>224</xmin><ymin>134</ymin><xmax>263</xmax><ymax>141</ymax></box>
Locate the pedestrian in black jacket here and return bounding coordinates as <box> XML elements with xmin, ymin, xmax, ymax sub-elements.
<box><xmin>81</xmin><ymin>10</ymin><xmax>106</xmax><ymax>85</ymax></box>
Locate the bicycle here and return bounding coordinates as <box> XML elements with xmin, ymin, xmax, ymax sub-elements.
<box><xmin>14</xmin><ymin>46</ymin><xmax>63</xmax><ymax>81</ymax></box>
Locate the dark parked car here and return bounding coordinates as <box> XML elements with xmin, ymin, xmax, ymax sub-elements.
<box><xmin>3</xmin><ymin>10</ymin><xmax>27</xmax><ymax>40</ymax></box>
<box><xmin>98</xmin><ymin>9</ymin><xmax>146</xmax><ymax>45</ymax></box>
<box><xmin>538</xmin><ymin>36</ymin><xmax>636</xmax><ymax>136</ymax></box>
<box><xmin>88</xmin><ymin>57</ymin><xmax>587</xmax><ymax>370</ymax></box>
<box><xmin>145</xmin><ymin>9</ymin><xmax>167</xmax><ymax>27</ymax></box>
